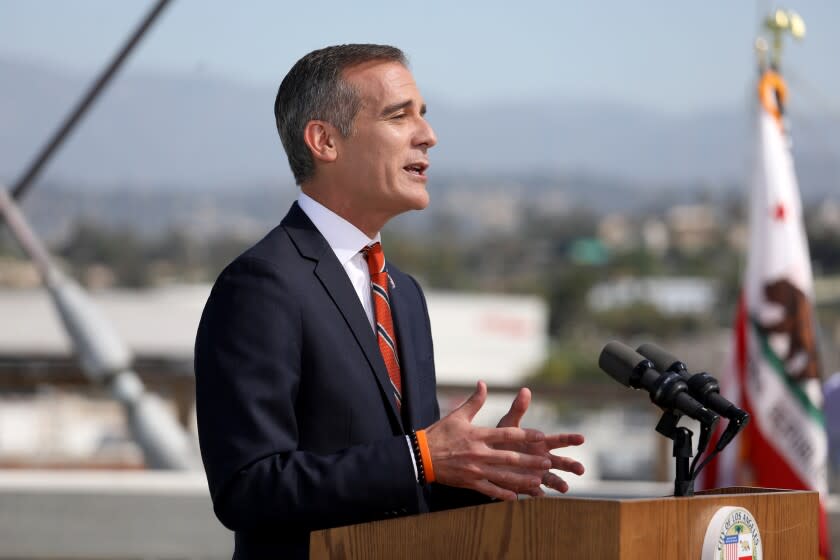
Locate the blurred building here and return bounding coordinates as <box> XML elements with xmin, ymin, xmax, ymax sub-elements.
<box><xmin>665</xmin><ymin>204</ymin><xmax>719</xmax><ymax>254</ymax></box>
<box><xmin>0</xmin><ymin>285</ymin><xmax>547</xmax><ymax>468</ymax></box>
<box><xmin>441</xmin><ymin>186</ymin><xmax>524</xmax><ymax>234</ymax></box>
<box><xmin>813</xmin><ymin>198</ymin><xmax>840</xmax><ymax>234</ymax></box>
<box><xmin>726</xmin><ymin>222</ymin><xmax>749</xmax><ymax>253</ymax></box>
<box><xmin>586</xmin><ymin>276</ymin><xmax>718</xmax><ymax>315</ymax></box>
<box><xmin>0</xmin><ymin>257</ymin><xmax>39</xmax><ymax>288</ymax></box>
<box><xmin>597</xmin><ymin>213</ymin><xmax>638</xmax><ymax>252</ymax></box>
<box><xmin>641</xmin><ymin>218</ymin><xmax>669</xmax><ymax>256</ymax></box>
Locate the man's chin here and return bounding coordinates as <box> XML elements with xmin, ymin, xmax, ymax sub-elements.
<box><xmin>408</xmin><ymin>192</ymin><xmax>430</xmax><ymax>211</ymax></box>
<box><xmin>385</xmin><ymin>187</ymin><xmax>430</xmax><ymax>219</ymax></box>
<box><xmin>395</xmin><ymin>185</ymin><xmax>430</xmax><ymax>211</ymax></box>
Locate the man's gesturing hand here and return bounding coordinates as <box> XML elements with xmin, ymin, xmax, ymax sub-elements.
<box><xmin>424</xmin><ymin>381</ymin><xmax>552</xmax><ymax>501</ymax></box>
<box><xmin>496</xmin><ymin>387</ymin><xmax>585</xmax><ymax>495</ymax></box>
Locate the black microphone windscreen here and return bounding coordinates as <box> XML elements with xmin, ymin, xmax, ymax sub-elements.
<box><xmin>637</xmin><ymin>343</ymin><xmax>683</xmax><ymax>373</ymax></box>
<box><xmin>598</xmin><ymin>341</ymin><xmax>644</xmax><ymax>387</ymax></box>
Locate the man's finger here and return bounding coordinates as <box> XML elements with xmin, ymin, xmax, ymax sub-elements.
<box><xmin>541</xmin><ymin>471</ymin><xmax>570</xmax><ymax>493</ymax></box>
<box><xmin>455</xmin><ymin>380</ymin><xmax>487</xmax><ymax>421</ymax></box>
<box><xmin>495</xmin><ymin>465</ymin><xmax>552</xmax><ymax>496</ymax></box>
<box><xmin>526</xmin><ymin>486</ymin><xmax>546</xmax><ymax>498</ymax></box>
<box><xmin>549</xmin><ymin>455</ymin><xmax>585</xmax><ymax>476</ymax></box>
<box><xmin>483</xmin><ymin>465</ymin><xmax>543</xmax><ymax>493</ymax></box>
<box><xmin>543</xmin><ymin>433</ymin><xmax>585</xmax><ymax>449</ymax></box>
<box><xmin>472</xmin><ymin>479</ymin><xmax>518</xmax><ymax>501</ymax></box>
<box><xmin>480</xmin><ymin>426</ymin><xmax>545</xmax><ymax>445</ymax></box>
<box><xmin>496</xmin><ymin>387</ymin><xmax>531</xmax><ymax>428</ymax></box>
<box><xmin>484</xmin><ymin>448</ymin><xmax>552</xmax><ymax>470</ymax></box>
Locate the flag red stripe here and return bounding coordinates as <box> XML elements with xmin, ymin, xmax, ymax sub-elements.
<box><xmin>699</xmin><ymin>295</ymin><xmax>831</xmax><ymax>558</ymax></box>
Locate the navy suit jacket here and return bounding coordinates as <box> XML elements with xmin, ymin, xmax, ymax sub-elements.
<box><xmin>194</xmin><ymin>203</ymin><xmax>487</xmax><ymax>559</ymax></box>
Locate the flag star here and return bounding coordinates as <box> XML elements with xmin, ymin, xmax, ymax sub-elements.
<box><xmin>773</xmin><ymin>202</ymin><xmax>786</xmax><ymax>221</ymax></box>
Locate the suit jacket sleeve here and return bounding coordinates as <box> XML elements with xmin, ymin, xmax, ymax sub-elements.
<box><xmin>194</xmin><ymin>256</ymin><xmax>419</xmax><ymax>532</ymax></box>
<box><xmin>403</xmin><ymin>275</ymin><xmax>495</xmax><ymax>512</ymax></box>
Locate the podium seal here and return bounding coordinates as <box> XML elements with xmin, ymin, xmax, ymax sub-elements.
<box><xmin>701</xmin><ymin>506</ymin><xmax>762</xmax><ymax>560</ymax></box>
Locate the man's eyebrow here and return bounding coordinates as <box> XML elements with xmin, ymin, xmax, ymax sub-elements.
<box><xmin>380</xmin><ymin>100</ymin><xmax>427</xmax><ymax>117</ymax></box>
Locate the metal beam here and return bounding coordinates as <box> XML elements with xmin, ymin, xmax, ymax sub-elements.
<box><xmin>10</xmin><ymin>0</ymin><xmax>173</xmax><ymax>200</ymax></box>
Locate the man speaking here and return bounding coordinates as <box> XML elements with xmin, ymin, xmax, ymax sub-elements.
<box><xmin>194</xmin><ymin>44</ymin><xmax>585</xmax><ymax>559</ymax></box>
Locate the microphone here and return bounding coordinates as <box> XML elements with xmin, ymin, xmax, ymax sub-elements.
<box><xmin>599</xmin><ymin>341</ymin><xmax>719</xmax><ymax>427</ymax></box>
<box><xmin>636</xmin><ymin>343</ymin><xmax>749</xmax><ymax>422</ymax></box>
<box><xmin>636</xmin><ymin>342</ymin><xmax>749</xmax><ymax>449</ymax></box>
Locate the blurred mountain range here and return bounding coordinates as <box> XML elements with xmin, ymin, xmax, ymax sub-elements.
<box><xmin>1</xmin><ymin>55</ymin><xmax>839</xmax><ymax>195</ymax></box>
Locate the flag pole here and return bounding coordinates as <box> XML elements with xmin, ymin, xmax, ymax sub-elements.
<box><xmin>762</xmin><ymin>8</ymin><xmax>806</xmax><ymax>71</ymax></box>
<box><xmin>747</xmin><ymin>10</ymin><xmax>832</xmax><ymax>560</ymax></box>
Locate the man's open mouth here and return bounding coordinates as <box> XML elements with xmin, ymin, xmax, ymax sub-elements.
<box><xmin>403</xmin><ymin>162</ymin><xmax>428</xmax><ymax>176</ymax></box>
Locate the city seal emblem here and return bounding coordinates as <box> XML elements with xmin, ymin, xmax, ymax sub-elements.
<box><xmin>701</xmin><ymin>506</ymin><xmax>762</xmax><ymax>560</ymax></box>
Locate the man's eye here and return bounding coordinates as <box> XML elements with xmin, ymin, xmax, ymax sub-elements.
<box><xmin>391</xmin><ymin>113</ymin><xmax>407</xmax><ymax>120</ymax></box>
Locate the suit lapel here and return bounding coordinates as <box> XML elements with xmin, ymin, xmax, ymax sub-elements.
<box><xmin>282</xmin><ymin>203</ymin><xmax>403</xmax><ymax>431</ymax></box>
<box><xmin>389</xmin><ymin>276</ymin><xmax>422</xmax><ymax>429</ymax></box>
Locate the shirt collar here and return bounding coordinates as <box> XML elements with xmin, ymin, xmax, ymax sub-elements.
<box><xmin>297</xmin><ymin>191</ymin><xmax>380</xmax><ymax>265</ymax></box>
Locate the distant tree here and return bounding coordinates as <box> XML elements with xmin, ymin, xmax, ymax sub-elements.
<box><xmin>202</xmin><ymin>235</ymin><xmax>252</xmax><ymax>280</ymax></box>
<box><xmin>809</xmin><ymin>231</ymin><xmax>840</xmax><ymax>274</ymax></box>
<box><xmin>592</xmin><ymin>302</ymin><xmax>709</xmax><ymax>339</ymax></box>
<box><xmin>0</xmin><ymin>231</ymin><xmax>18</xmax><ymax>257</ymax></box>
<box><xmin>57</xmin><ymin>221</ymin><xmax>150</xmax><ymax>287</ymax></box>
<box><xmin>546</xmin><ymin>263</ymin><xmax>602</xmax><ymax>336</ymax></box>
<box><xmin>609</xmin><ymin>249</ymin><xmax>663</xmax><ymax>276</ymax></box>
<box><xmin>528</xmin><ymin>341</ymin><xmax>606</xmax><ymax>385</ymax></box>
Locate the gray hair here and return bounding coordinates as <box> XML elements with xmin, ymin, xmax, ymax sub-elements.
<box><xmin>274</xmin><ymin>44</ymin><xmax>408</xmax><ymax>185</ymax></box>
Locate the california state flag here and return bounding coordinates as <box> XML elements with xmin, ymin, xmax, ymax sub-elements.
<box><xmin>702</xmin><ymin>68</ymin><xmax>831</xmax><ymax>559</ymax></box>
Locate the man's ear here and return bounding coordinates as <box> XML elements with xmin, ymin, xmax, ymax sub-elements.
<box><xmin>303</xmin><ymin>120</ymin><xmax>338</xmax><ymax>163</ymax></box>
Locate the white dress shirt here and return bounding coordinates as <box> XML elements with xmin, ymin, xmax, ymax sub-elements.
<box><xmin>297</xmin><ymin>192</ymin><xmax>379</xmax><ymax>333</ymax></box>
<box><xmin>296</xmin><ymin>192</ymin><xmax>419</xmax><ymax>481</ymax></box>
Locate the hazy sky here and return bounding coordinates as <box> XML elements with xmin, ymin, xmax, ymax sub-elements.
<box><xmin>2</xmin><ymin>0</ymin><xmax>838</xmax><ymax>114</ymax></box>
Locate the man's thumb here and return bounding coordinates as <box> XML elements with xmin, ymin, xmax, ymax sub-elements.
<box><xmin>497</xmin><ymin>387</ymin><xmax>531</xmax><ymax>428</ymax></box>
<box><xmin>457</xmin><ymin>380</ymin><xmax>487</xmax><ymax>421</ymax></box>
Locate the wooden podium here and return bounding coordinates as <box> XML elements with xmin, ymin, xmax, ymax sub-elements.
<box><xmin>310</xmin><ymin>487</ymin><xmax>818</xmax><ymax>559</ymax></box>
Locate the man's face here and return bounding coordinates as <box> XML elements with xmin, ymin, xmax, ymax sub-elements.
<box><xmin>334</xmin><ymin>61</ymin><xmax>437</xmax><ymax>225</ymax></box>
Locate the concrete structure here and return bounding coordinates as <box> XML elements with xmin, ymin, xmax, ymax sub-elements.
<box><xmin>1</xmin><ymin>470</ymin><xmax>838</xmax><ymax>559</ymax></box>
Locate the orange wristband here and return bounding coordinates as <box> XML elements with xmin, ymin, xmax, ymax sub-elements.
<box><xmin>415</xmin><ymin>429</ymin><xmax>436</xmax><ymax>483</ymax></box>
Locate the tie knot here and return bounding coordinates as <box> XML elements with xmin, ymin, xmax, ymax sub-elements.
<box><xmin>363</xmin><ymin>242</ymin><xmax>385</xmax><ymax>275</ymax></box>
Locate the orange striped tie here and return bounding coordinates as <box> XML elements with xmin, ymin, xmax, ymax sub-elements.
<box><xmin>363</xmin><ymin>242</ymin><xmax>402</xmax><ymax>409</ymax></box>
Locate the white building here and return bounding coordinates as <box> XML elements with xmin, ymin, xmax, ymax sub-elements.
<box><xmin>587</xmin><ymin>276</ymin><xmax>717</xmax><ymax>316</ymax></box>
<box><xmin>0</xmin><ymin>285</ymin><xmax>548</xmax><ymax>465</ymax></box>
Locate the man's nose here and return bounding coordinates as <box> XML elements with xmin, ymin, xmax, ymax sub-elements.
<box><xmin>416</xmin><ymin>118</ymin><xmax>437</xmax><ymax>150</ymax></box>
